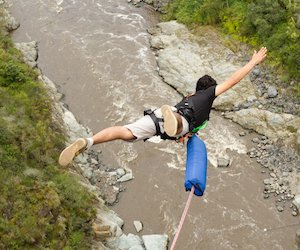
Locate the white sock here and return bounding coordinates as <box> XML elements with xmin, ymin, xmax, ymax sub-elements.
<box><xmin>86</xmin><ymin>137</ymin><xmax>94</xmax><ymax>149</ymax></box>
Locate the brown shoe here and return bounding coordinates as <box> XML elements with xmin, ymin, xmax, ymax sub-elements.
<box><xmin>58</xmin><ymin>138</ymin><xmax>87</xmax><ymax>167</ymax></box>
<box><xmin>161</xmin><ymin>105</ymin><xmax>178</xmax><ymax>136</ymax></box>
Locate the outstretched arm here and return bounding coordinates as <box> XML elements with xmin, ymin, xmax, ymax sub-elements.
<box><xmin>215</xmin><ymin>47</ymin><xmax>267</xmax><ymax>96</ymax></box>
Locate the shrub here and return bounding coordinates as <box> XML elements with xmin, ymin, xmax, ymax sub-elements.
<box><xmin>163</xmin><ymin>0</ymin><xmax>300</xmax><ymax>97</ymax></box>
<box><xmin>0</xmin><ymin>16</ymin><xmax>96</xmax><ymax>249</ymax></box>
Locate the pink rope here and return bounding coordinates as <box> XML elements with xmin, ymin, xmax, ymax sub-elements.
<box><xmin>170</xmin><ymin>186</ymin><xmax>195</xmax><ymax>250</ymax></box>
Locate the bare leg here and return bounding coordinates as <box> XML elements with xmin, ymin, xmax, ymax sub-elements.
<box><xmin>58</xmin><ymin>126</ymin><xmax>135</xmax><ymax>167</ymax></box>
<box><xmin>92</xmin><ymin>126</ymin><xmax>136</xmax><ymax>144</ymax></box>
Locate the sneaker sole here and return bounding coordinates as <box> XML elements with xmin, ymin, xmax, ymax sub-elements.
<box><xmin>161</xmin><ymin>105</ymin><xmax>178</xmax><ymax>136</ymax></box>
<box><xmin>58</xmin><ymin>138</ymin><xmax>86</xmax><ymax>167</ymax></box>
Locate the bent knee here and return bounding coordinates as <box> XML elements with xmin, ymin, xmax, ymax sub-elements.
<box><xmin>121</xmin><ymin>126</ymin><xmax>136</xmax><ymax>141</ymax></box>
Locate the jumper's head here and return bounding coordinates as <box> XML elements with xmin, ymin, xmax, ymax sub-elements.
<box><xmin>196</xmin><ymin>75</ymin><xmax>217</xmax><ymax>92</ymax></box>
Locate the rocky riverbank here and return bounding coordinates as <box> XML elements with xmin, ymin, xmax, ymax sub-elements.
<box><xmin>1</xmin><ymin>1</ymin><xmax>169</xmax><ymax>249</ymax></box>
<box><xmin>128</xmin><ymin>0</ymin><xmax>170</xmax><ymax>13</ymax></box>
<box><xmin>146</xmin><ymin>20</ymin><xmax>300</xmax><ymax>217</ymax></box>
<box><xmin>132</xmin><ymin>0</ymin><xmax>300</xmax><ymax>220</ymax></box>
<box><xmin>16</xmin><ymin>40</ymin><xmax>169</xmax><ymax>250</ymax></box>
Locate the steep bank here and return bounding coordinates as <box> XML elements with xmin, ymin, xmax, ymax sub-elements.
<box><xmin>4</xmin><ymin>1</ymin><xmax>169</xmax><ymax>249</ymax></box>
<box><xmin>148</xmin><ymin>20</ymin><xmax>300</xmax><ymax>216</ymax></box>
<box><xmin>0</xmin><ymin>2</ymin><xmax>97</xmax><ymax>249</ymax></box>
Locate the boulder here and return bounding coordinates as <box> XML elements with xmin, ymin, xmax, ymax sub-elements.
<box><xmin>217</xmin><ymin>157</ymin><xmax>230</xmax><ymax>168</ymax></box>
<box><xmin>142</xmin><ymin>234</ymin><xmax>168</xmax><ymax>250</ymax></box>
<box><xmin>225</xmin><ymin>108</ymin><xmax>300</xmax><ymax>150</ymax></box>
<box><xmin>118</xmin><ymin>234</ymin><xmax>143</xmax><ymax>250</ymax></box>
<box><xmin>133</xmin><ymin>220</ymin><xmax>143</xmax><ymax>233</ymax></box>
<box><xmin>15</xmin><ymin>41</ymin><xmax>38</xmax><ymax>68</ymax></box>
<box><xmin>267</xmin><ymin>85</ymin><xmax>278</xmax><ymax>98</ymax></box>
<box><xmin>292</xmin><ymin>194</ymin><xmax>300</xmax><ymax>212</ymax></box>
<box><xmin>150</xmin><ymin>21</ymin><xmax>258</xmax><ymax>110</ymax></box>
<box><xmin>118</xmin><ymin>172</ymin><xmax>134</xmax><ymax>183</ymax></box>
<box><xmin>0</xmin><ymin>8</ymin><xmax>20</xmax><ymax>31</ymax></box>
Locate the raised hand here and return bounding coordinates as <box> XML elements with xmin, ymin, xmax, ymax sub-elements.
<box><xmin>251</xmin><ymin>47</ymin><xmax>267</xmax><ymax>65</ymax></box>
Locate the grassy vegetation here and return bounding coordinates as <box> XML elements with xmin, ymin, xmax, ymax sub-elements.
<box><xmin>163</xmin><ymin>0</ymin><xmax>300</xmax><ymax>98</ymax></box>
<box><xmin>0</xmin><ymin>17</ymin><xmax>96</xmax><ymax>249</ymax></box>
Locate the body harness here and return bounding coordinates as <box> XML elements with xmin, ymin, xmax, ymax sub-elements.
<box><xmin>144</xmin><ymin>96</ymin><xmax>208</xmax><ymax>142</ymax></box>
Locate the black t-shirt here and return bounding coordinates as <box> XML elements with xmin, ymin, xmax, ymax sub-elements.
<box><xmin>175</xmin><ymin>85</ymin><xmax>217</xmax><ymax>128</ymax></box>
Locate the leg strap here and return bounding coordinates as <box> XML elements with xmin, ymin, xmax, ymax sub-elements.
<box><xmin>144</xmin><ymin>109</ymin><xmax>177</xmax><ymax>141</ymax></box>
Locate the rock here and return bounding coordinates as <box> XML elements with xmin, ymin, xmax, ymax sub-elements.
<box><xmin>276</xmin><ymin>205</ymin><xmax>284</xmax><ymax>212</ymax></box>
<box><xmin>132</xmin><ymin>0</ymin><xmax>142</xmax><ymax>5</ymax></box>
<box><xmin>133</xmin><ymin>220</ymin><xmax>143</xmax><ymax>233</ymax></box>
<box><xmin>252</xmin><ymin>68</ymin><xmax>261</xmax><ymax>76</ymax></box>
<box><xmin>264</xmin><ymin>178</ymin><xmax>273</xmax><ymax>185</ymax></box>
<box><xmin>270</xmin><ymin>172</ymin><xmax>276</xmax><ymax>178</ymax></box>
<box><xmin>142</xmin><ymin>234</ymin><xmax>168</xmax><ymax>250</ymax></box>
<box><xmin>144</xmin><ymin>0</ymin><xmax>154</xmax><ymax>4</ymax></box>
<box><xmin>217</xmin><ymin>157</ymin><xmax>230</xmax><ymax>168</ymax></box>
<box><xmin>292</xmin><ymin>211</ymin><xmax>298</xmax><ymax>216</ymax></box>
<box><xmin>292</xmin><ymin>194</ymin><xmax>300</xmax><ymax>212</ymax></box>
<box><xmin>1</xmin><ymin>8</ymin><xmax>20</xmax><ymax>31</ymax></box>
<box><xmin>297</xmin><ymin>129</ymin><xmax>300</xmax><ymax>154</ymax></box>
<box><xmin>83</xmin><ymin>169</ymin><xmax>93</xmax><ymax>179</ymax></box>
<box><xmin>296</xmin><ymin>229</ymin><xmax>300</xmax><ymax>245</ymax></box>
<box><xmin>129</xmin><ymin>246</ymin><xmax>144</xmax><ymax>250</ymax></box>
<box><xmin>282</xmin><ymin>172</ymin><xmax>289</xmax><ymax>177</ymax></box>
<box><xmin>118</xmin><ymin>234</ymin><xmax>143</xmax><ymax>250</ymax></box>
<box><xmin>62</xmin><ymin>108</ymin><xmax>91</xmax><ymax>142</ymax></box>
<box><xmin>247</xmin><ymin>95</ymin><xmax>257</xmax><ymax>102</ymax></box>
<box><xmin>93</xmin><ymin>223</ymin><xmax>113</xmax><ymax>239</ymax></box>
<box><xmin>15</xmin><ymin>41</ymin><xmax>38</xmax><ymax>68</ymax></box>
<box><xmin>150</xmin><ymin>0</ymin><xmax>170</xmax><ymax>13</ymax></box>
<box><xmin>91</xmin><ymin>158</ymin><xmax>98</xmax><ymax>165</ymax></box>
<box><xmin>118</xmin><ymin>172</ymin><xmax>134</xmax><ymax>182</ymax></box>
<box><xmin>239</xmin><ymin>131</ymin><xmax>246</xmax><ymax>136</ymax></box>
<box><xmin>267</xmin><ymin>86</ymin><xmax>278</xmax><ymax>98</ymax></box>
<box><xmin>116</xmin><ymin>168</ymin><xmax>126</xmax><ymax>178</ymax></box>
<box><xmin>225</xmin><ymin>108</ymin><xmax>300</xmax><ymax>151</ymax></box>
<box><xmin>150</xmin><ymin>34</ymin><xmax>178</xmax><ymax>50</ymax></box>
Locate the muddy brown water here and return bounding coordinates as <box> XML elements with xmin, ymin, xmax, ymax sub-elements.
<box><xmin>10</xmin><ymin>0</ymin><xmax>299</xmax><ymax>249</ymax></box>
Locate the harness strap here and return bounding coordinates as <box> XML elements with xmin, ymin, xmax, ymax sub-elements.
<box><xmin>176</xmin><ymin>98</ymin><xmax>195</xmax><ymax>131</ymax></box>
<box><xmin>149</xmin><ymin>112</ymin><xmax>163</xmax><ymax>136</ymax></box>
<box><xmin>144</xmin><ymin>107</ymin><xmax>208</xmax><ymax>143</ymax></box>
<box><xmin>144</xmin><ymin>109</ymin><xmax>177</xmax><ymax>141</ymax></box>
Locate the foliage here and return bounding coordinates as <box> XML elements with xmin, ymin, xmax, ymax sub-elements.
<box><xmin>163</xmin><ymin>0</ymin><xmax>204</xmax><ymax>25</ymax></box>
<box><xmin>0</xmin><ymin>22</ymin><xmax>96</xmax><ymax>249</ymax></box>
<box><xmin>163</xmin><ymin>0</ymin><xmax>300</xmax><ymax>97</ymax></box>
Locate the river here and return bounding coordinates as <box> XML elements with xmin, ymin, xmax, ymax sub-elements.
<box><xmin>10</xmin><ymin>0</ymin><xmax>298</xmax><ymax>249</ymax></box>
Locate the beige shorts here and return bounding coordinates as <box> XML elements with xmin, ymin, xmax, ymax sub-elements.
<box><xmin>124</xmin><ymin>108</ymin><xmax>189</xmax><ymax>142</ymax></box>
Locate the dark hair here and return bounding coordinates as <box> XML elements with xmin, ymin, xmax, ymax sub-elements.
<box><xmin>196</xmin><ymin>75</ymin><xmax>217</xmax><ymax>92</ymax></box>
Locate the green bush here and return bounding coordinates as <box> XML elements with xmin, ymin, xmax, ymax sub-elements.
<box><xmin>0</xmin><ymin>19</ymin><xmax>96</xmax><ymax>249</ymax></box>
<box><xmin>164</xmin><ymin>0</ymin><xmax>300</xmax><ymax>97</ymax></box>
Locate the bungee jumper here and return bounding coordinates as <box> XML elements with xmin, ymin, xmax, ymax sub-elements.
<box><xmin>59</xmin><ymin>47</ymin><xmax>267</xmax><ymax>249</ymax></box>
<box><xmin>58</xmin><ymin>47</ymin><xmax>267</xmax><ymax>167</ymax></box>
